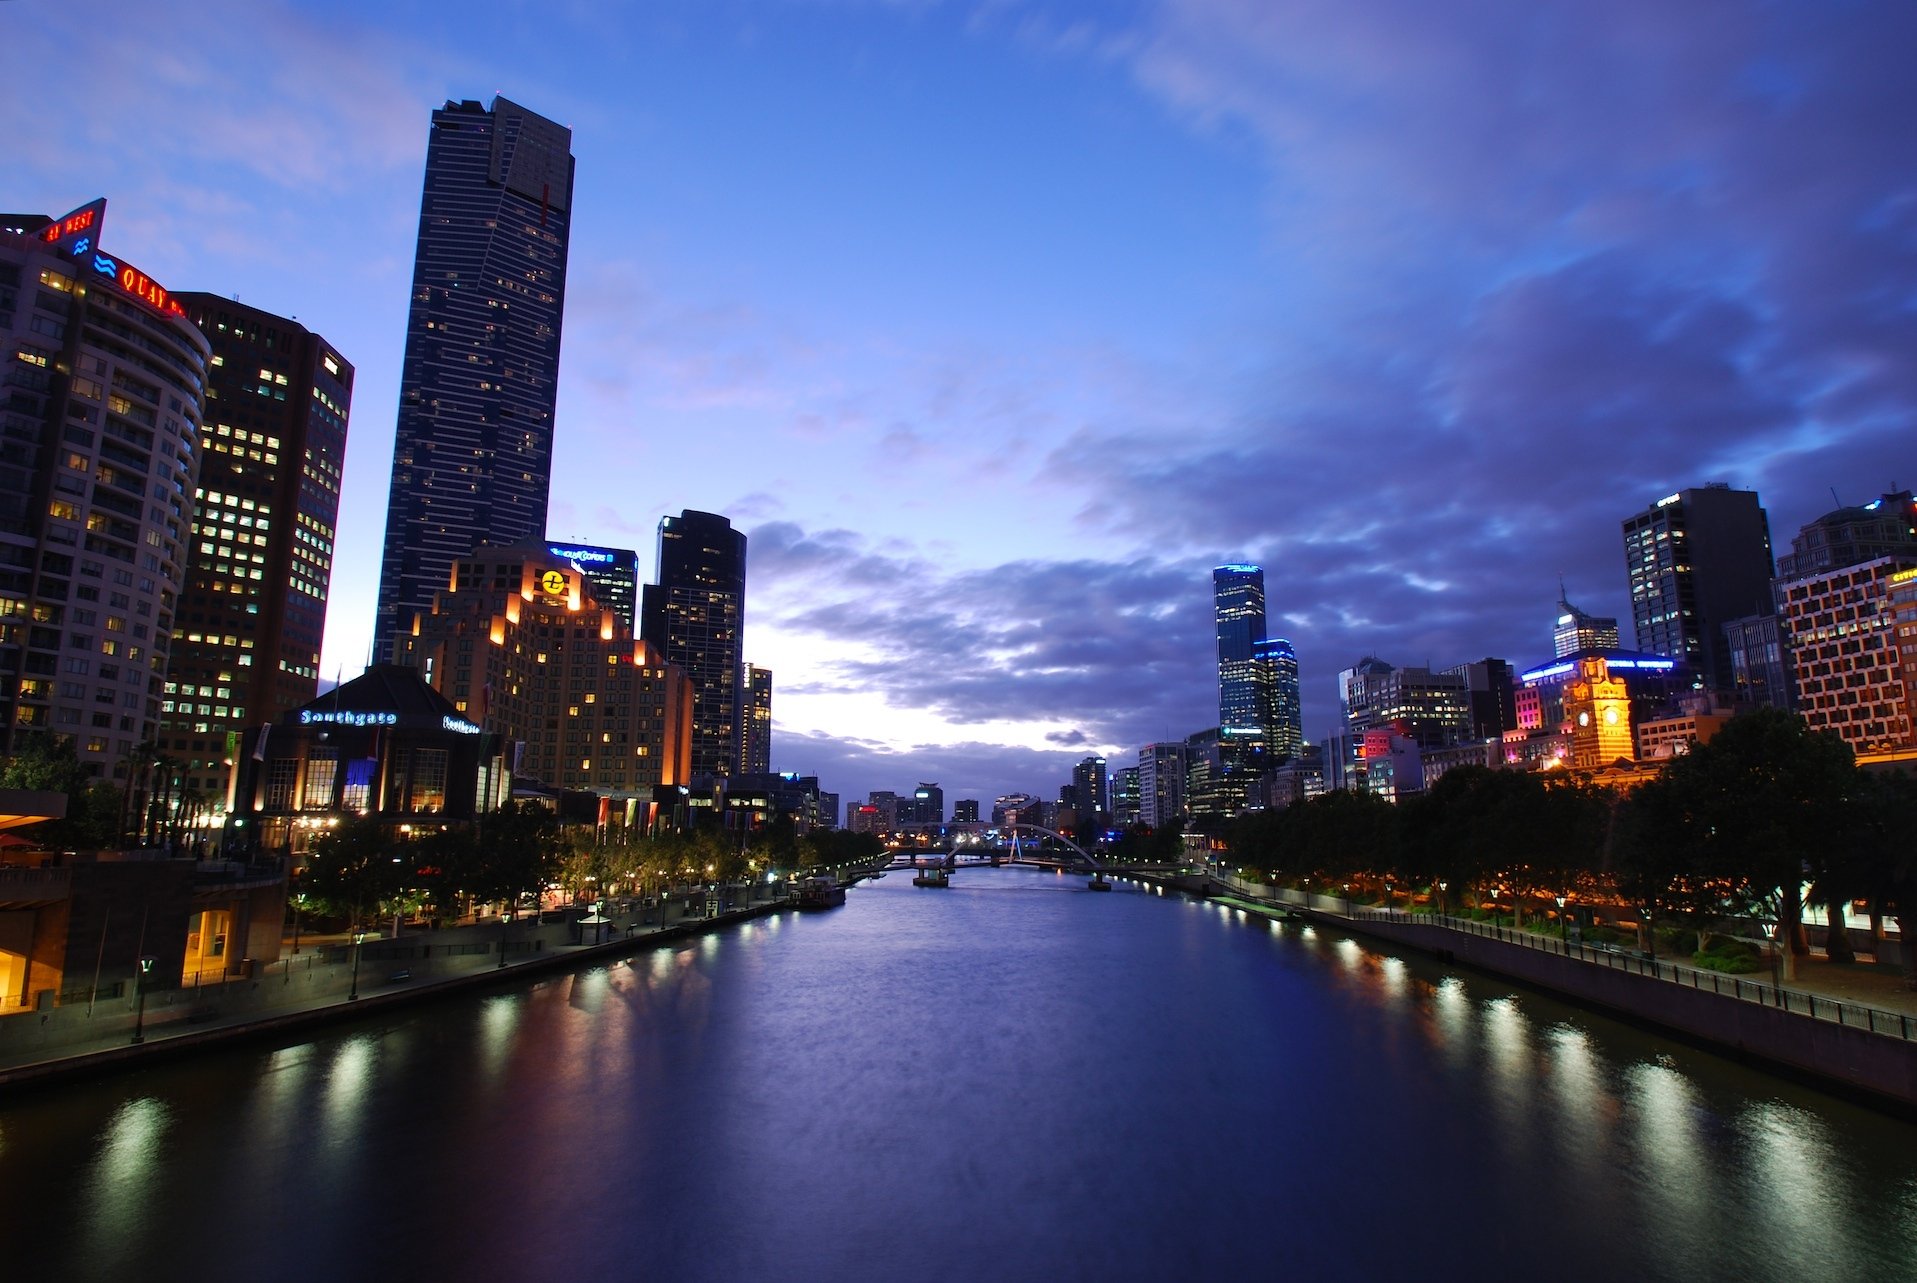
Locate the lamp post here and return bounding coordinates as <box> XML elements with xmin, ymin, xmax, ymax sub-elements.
<box><xmin>1555</xmin><ymin>894</ymin><xmax>1568</xmax><ymax>945</ymax></box>
<box><xmin>1438</xmin><ymin>879</ymin><xmax>1448</xmax><ymax>919</ymax></box>
<box><xmin>348</xmin><ymin>927</ymin><xmax>365</xmax><ymax>1001</ymax></box>
<box><xmin>130</xmin><ymin>956</ymin><xmax>155</xmax><ymax>1044</ymax></box>
<box><xmin>1763</xmin><ymin>921</ymin><xmax>1782</xmax><ymax>1005</ymax></box>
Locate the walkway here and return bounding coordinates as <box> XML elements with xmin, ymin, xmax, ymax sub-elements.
<box><xmin>0</xmin><ymin>884</ymin><xmax>788</xmax><ymax>1086</ymax></box>
<box><xmin>1198</xmin><ymin>872</ymin><xmax>1917</xmax><ymax>1041</ymax></box>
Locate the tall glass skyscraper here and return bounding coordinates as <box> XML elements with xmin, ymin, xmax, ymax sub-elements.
<box><xmin>373</xmin><ymin>96</ymin><xmax>575</xmax><ymax>661</ymax></box>
<box><xmin>641</xmin><ymin>510</ymin><xmax>747</xmax><ymax>779</ymax></box>
<box><xmin>1213</xmin><ymin>564</ymin><xmax>1303</xmax><ymax>760</ymax></box>
<box><xmin>1254</xmin><ymin>636</ymin><xmax>1304</xmax><ymax>758</ymax></box>
<box><xmin>1213</xmin><ymin>565</ymin><xmax>1268</xmax><ymax>736</ymax></box>
<box><xmin>1621</xmin><ymin>485</ymin><xmax>1774</xmax><ymax>693</ymax></box>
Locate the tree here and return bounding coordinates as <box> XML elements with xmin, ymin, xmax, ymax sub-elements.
<box><xmin>0</xmin><ymin>734</ymin><xmax>123</xmax><ymax>851</ymax></box>
<box><xmin>303</xmin><ymin>816</ymin><xmax>410</xmax><ymax>929</ymax></box>
<box><xmin>1643</xmin><ymin>708</ymin><xmax>1858</xmax><ymax>979</ymax></box>
<box><xmin>476</xmin><ymin>801</ymin><xmax>565</xmax><ymax>910</ymax></box>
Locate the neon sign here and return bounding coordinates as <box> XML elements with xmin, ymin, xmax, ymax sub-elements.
<box><xmin>547</xmin><ymin>544</ymin><xmax>619</xmax><ymax>565</ymax></box>
<box><xmin>84</xmin><ymin>250</ymin><xmax>186</xmax><ymax>319</ymax></box>
<box><xmin>38</xmin><ymin>199</ymin><xmax>105</xmax><ymax>253</ymax></box>
<box><xmin>301</xmin><ymin>709</ymin><xmax>398</xmax><ymax>727</ymax></box>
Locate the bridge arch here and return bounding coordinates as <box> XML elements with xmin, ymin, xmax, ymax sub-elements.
<box><xmin>1001</xmin><ymin>823</ymin><xmax>1102</xmax><ymax>871</ymax></box>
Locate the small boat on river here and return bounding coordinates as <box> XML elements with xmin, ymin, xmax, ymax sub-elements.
<box><xmin>795</xmin><ymin>876</ymin><xmax>847</xmax><ymax>909</ymax></box>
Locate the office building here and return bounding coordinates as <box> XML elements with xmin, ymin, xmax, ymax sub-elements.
<box><xmin>0</xmin><ymin>201</ymin><xmax>208</xmax><ymax>776</ymax></box>
<box><xmin>1138</xmin><ymin>742</ymin><xmax>1186</xmax><ymax>829</ymax></box>
<box><xmin>1776</xmin><ymin>492</ymin><xmax>1917</xmax><ymax>579</ymax></box>
<box><xmin>373</xmin><ymin>96</ymin><xmax>575</xmax><ymax>660</ymax></box>
<box><xmin>1070</xmin><ymin>756</ymin><xmax>1108</xmax><ymax>825</ymax></box>
<box><xmin>1110</xmin><ymin>767</ymin><xmax>1141</xmax><ymax>827</ymax></box>
<box><xmin>1254</xmin><ymin>636</ymin><xmax>1304</xmax><ymax>758</ymax></box>
<box><xmin>1778</xmin><ymin>555</ymin><xmax>1916</xmax><ymax>753</ymax></box>
<box><xmin>1722</xmin><ymin>613</ymin><xmax>1793</xmax><ymax>710</ymax></box>
<box><xmin>1552</xmin><ymin>592</ymin><xmax>1619</xmax><ymax>658</ymax></box>
<box><xmin>395</xmin><ymin>542</ymin><xmax>694</xmax><ymax>812</ymax></box>
<box><xmin>641</xmin><ymin>510</ymin><xmax>747</xmax><ymax>779</ymax></box>
<box><xmin>1621</xmin><ymin>485</ymin><xmax>1775</xmax><ymax>692</ymax></box>
<box><xmin>1444</xmin><ymin>658</ymin><xmax>1518</xmax><ymax>741</ymax></box>
<box><xmin>163</xmin><ymin>295</ymin><xmax>352</xmax><ymax>803</ymax></box>
<box><xmin>1339</xmin><ymin>659</ymin><xmax>1471</xmax><ymax>750</ymax></box>
<box><xmin>542</xmin><ymin>541</ymin><xmax>637</xmax><ymax>635</ymax></box>
<box><xmin>1213</xmin><ymin>565</ymin><xmax>1269</xmax><ymax>738</ymax></box>
<box><xmin>744</xmin><ymin>664</ymin><xmax>772</xmax><ymax>774</ymax></box>
<box><xmin>909</xmin><ymin>782</ymin><xmax>944</xmax><ymax>825</ymax></box>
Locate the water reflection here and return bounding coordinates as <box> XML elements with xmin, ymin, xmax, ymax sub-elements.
<box><xmin>77</xmin><ymin>1096</ymin><xmax>169</xmax><ymax>1272</ymax></box>
<box><xmin>2</xmin><ymin>869</ymin><xmax>1914</xmax><ymax>1282</ymax></box>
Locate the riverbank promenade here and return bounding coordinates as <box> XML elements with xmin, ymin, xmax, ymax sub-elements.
<box><xmin>1172</xmin><ymin>869</ymin><xmax>1917</xmax><ymax>1113</ymax></box>
<box><xmin>0</xmin><ymin>880</ymin><xmax>794</xmax><ymax>1088</ymax></box>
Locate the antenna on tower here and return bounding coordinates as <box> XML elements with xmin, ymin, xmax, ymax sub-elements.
<box><xmin>1830</xmin><ymin>487</ymin><xmax>1843</xmax><ymax>508</ymax></box>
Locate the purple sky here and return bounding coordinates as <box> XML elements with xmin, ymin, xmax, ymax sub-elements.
<box><xmin>8</xmin><ymin>1</ymin><xmax>1913</xmax><ymax>811</ymax></box>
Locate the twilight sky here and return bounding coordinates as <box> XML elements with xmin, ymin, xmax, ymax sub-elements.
<box><xmin>8</xmin><ymin>0</ymin><xmax>1914</xmax><ymax>811</ymax></box>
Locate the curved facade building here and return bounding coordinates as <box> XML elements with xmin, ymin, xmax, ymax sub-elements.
<box><xmin>1</xmin><ymin>204</ymin><xmax>209</xmax><ymax>777</ymax></box>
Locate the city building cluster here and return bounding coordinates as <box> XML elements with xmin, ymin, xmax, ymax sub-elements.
<box><xmin>0</xmin><ymin>96</ymin><xmax>844</xmax><ymax>1008</ymax></box>
<box><xmin>1144</xmin><ymin>483</ymin><xmax>1917</xmax><ymax>832</ymax></box>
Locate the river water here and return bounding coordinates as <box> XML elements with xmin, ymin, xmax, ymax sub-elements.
<box><xmin>3</xmin><ymin>867</ymin><xmax>1914</xmax><ymax>1281</ymax></box>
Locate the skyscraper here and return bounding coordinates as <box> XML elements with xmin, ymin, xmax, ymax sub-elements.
<box><xmin>1621</xmin><ymin>485</ymin><xmax>1775</xmax><ymax>692</ymax></box>
<box><xmin>744</xmin><ymin>663</ymin><xmax>772</xmax><ymax>774</ymax></box>
<box><xmin>1070</xmin><ymin>755</ymin><xmax>1108</xmax><ymax>826</ymax></box>
<box><xmin>1</xmin><ymin>202</ymin><xmax>208</xmax><ymax>777</ymax></box>
<box><xmin>373</xmin><ymin>96</ymin><xmax>575</xmax><ymax>661</ymax></box>
<box><xmin>1552</xmin><ymin>591</ymin><xmax>1620</xmax><ymax>657</ymax></box>
<box><xmin>1253</xmin><ymin>636</ymin><xmax>1303</xmax><ymax>758</ymax></box>
<box><xmin>641</xmin><ymin>510</ymin><xmax>747</xmax><ymax>779</ymax></box>
<box><xmin>166</xmin><ymin>295</ymin><xmax>353</xmax><ymax>802</ymax></box>
<box><xmin>1213</xmin><ymin>565</ymin><xmax>1268</xmax><ymax>736</ymax></box>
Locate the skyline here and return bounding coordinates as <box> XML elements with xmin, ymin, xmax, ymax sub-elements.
<box><xmin>9</xmin><ymin>0</ymin><xmax>1913</xmax><ymax>808</ymax></box>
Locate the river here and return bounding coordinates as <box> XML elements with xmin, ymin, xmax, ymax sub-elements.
<box><xmin>3</xmin><ymin>867</ymin><xmax>1914</xmax><ymax>1281</ymax></box>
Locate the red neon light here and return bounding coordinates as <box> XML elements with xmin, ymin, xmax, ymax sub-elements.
<box><xmin>115</xmin><ymin>264</ymin><xmax>186</xmax><ymax>318</ymax></box>
<box><xmin>40</xmin><ymin>207</ymin><xmax>97</xmax><ymax>244</ymax></box>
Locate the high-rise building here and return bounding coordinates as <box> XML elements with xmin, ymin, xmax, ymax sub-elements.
<box><xmin>1070</xmin><ymin>756</ymin><xmax>1108</xmax><ymax>825</ymax></box>
<box><xmin>911</xmin><ymin>782</ymin><xmax>944</xmax><ymax>825</ymax></box>
<box><xmin>744</xmin><ymin>664</ymin><xmax>772</xmax><ymax>774</ymax></box>
<box><xmin>0</xmin><ymin>201</ymin><xmax>208</xmax><ymax>776</ymax></box>
<box><xmin>1775</xmin><ymin>494</ymin><xmax>1917</xmax><ymax>753</ymax></box>
<box><xmin>641</xmin><ymin>510</ymin><xmax>747</xmax><ymax>779</ymax></box>
<box><xmin>1213</xmin><ymin>565</ymin><xmax>1269</xmax><ymax>736</ymax></box>
<box><xmin>1776</xmin><ymin>492</ymin><xmax>1917</xmax><ymax>579</ymax></box>
<box><xmin>1722</xmin><ymin>613</ymin><xmax>1794</xmax><ymax>710</ymax></box>
<box><xmin>1138</xmin><ymin>742</ymin><xmax>1186</xmax><ymax>828</ymax></box>
<box><xmin>394</xmin><ymin>542</ymin><xmax>694</xmax><ymax>808</ymax></box>
<box><xmin>541</xmin><ymin>541</ymin><xmax>637</xmax><ymax>635</ymax></box>
<box><xmin>1622</xmin><ymin>485</ymin><xmax>1775</xmax><ymax>692</ymax></box>
<box><xmin>952</xmin><ymin>799</ymin><xmax>980</xmax><ymax>824</ymax></box>
<box><xmin>1340</xmin><ymin>658</ymin><xmax>1471</xmax><ymax>750</ymax></box>
<box><xmin>1552</xmin><ymin>591</ymin><xmax>1619</xmax><ymax>658</ymax></box>
<box><xmin>1444</xmin><ymin>657</ymin><xmax>1518</xmax><ymax>741</ymax></box>
<box><xmin>1110</xmin><ymin>766</ymin><xmax>1141</xmax><ymax>827</ymax></box>
<box><xmin>373</xmin><ymin>96</ymin><xmax>575</xmax><ymax>660</ymax></box>
<box><xmin>163</xmin><ymin>295</ymin><xmax>352</xmax><ymax>803</ymax></box>
<box><xmin>1253</xmin><ymin>636</ymin><xmax>1303</xmax><ymax>757</ymax></box>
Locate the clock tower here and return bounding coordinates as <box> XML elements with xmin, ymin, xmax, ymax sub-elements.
<box><xmin>1563</xmin><ymin>657</ymin><xmax>1633</xmax><ymax>768</ymax></box>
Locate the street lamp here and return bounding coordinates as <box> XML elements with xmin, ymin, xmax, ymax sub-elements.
<box><xmin>348</xmin><ymin>927</ymin><xmax>365</xmax><ymax>1000</ymax></box>
<box><xmin>130</xmin><ymin>956</ymin><xmax>155</xmax><ymax>1044</ymax></box>
<box><xmin>1438</xmin><ymin>880</ymin><xmax>1448</xmax><ymax>918</ymax></box>
<box><xmin>1555</xmin><ymin>894</ymin><xmax>1568</xmax><ymax>945</ymax></box>
<box><xmin>1763</xmin><ymin>921</ymin><xmax>1782</xmax><ymax>1004</ymax></box>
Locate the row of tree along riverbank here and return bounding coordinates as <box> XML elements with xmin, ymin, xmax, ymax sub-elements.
<box><xmin>1221</xmin><ymin>708</ymin><xmax>1917</xmax><ymax>983</ymax></box>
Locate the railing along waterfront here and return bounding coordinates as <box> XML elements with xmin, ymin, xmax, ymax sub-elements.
<box><xmin>1342</xmin><ymin>906</ymin><xmax>1917</xmax><ymax>1042</ymax></box>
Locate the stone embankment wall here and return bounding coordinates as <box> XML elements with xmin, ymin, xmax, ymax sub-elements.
<box><xmin>1354</xmin><ymin>915</ymin><xmax>1917</xmax><ymax>1113</ymax></box>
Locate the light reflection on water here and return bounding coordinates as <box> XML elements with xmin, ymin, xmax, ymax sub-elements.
<box><xmin>2</xmin><ymin>867</ymin><xmax>1914</xmax><ymax>1282</ymax></box>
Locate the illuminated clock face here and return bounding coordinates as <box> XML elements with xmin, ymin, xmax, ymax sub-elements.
<box><xmin>1577</xmin><ymin>711</ymin><xmax>1590</xmax><ymax>727</ymax></box>
<box><xmin>540</xmin><ymin>570</ymin><xmax>568</xmax><ymax>596</ymax></box>
<box><xmin>1604</xmin><ymin>707</ymin><xmax>1620</xmax><ymax>725</ymax></box>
